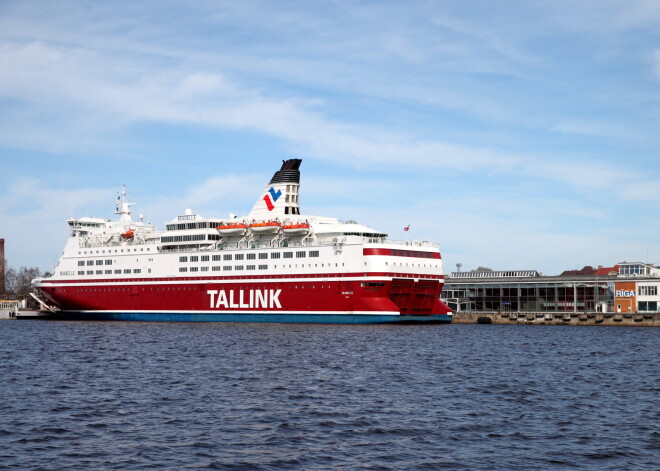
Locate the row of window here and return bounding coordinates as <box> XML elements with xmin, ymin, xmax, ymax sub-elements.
<box><xmin>619</xmin><ymin>265</ymin><xmax>651</xmax><ymax>275</ymax></box>
<box><xmin>178</xmin><ymin>263</ymin><xmax>345</xmax><ymax>273</ymax></box>
<box><xmin>179</xmin><ymin>265</ymin><xmax>269</xmax><ymax>272</ymax></box>
<box><xmin>166</xmin><ymin>222</ymin><xmax>223</xmax><ymax>231</ymax></box>
<box><xmin>78</xmin><ymin>269</ymin><xmax>142</xmax><ymax>275</ymax></box>
<box><xmin>79</xmin><ymin>248</ymin><xmax>150</xmax><ymax>255</ymax></box>
<box><xmin>162</xmin><ymin>234</ymin><xmax>221</xmax><ymax>243</ymax></box>
<box><xmin>179</xmin><ymin>250</ymin><xmax>319</xmax><ymax>263</ymax></box>
<box><xmin>638</xmin><ymin>301</ymin><xmax>658</xmax><ymax>311</ymax></box>
<box><xmin>639</xmin><ymin>285</ymin><xmax>658</xmax><ymax>296</ymax></box>
<box><xmin>78</xmin><ymin>260</ymin><xmax>114</xmax><ymax>266</ymax></box>
<box><xmin>391</xmin><ymin>249</ymin><xmax>436</xmax><ymax>259</ymax></box>
<box><xmin>343</xmin><ymin>232</ymin><xmax>385</xmax><ymax>238</ymax></box>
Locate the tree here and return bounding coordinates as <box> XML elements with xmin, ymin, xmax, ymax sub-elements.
<box><xmin>471</xmin><ymin>266</ymin><xmax>493</xmax><ymax>272</ymax></box>
<box><xmin>15</xmin><ymin>267</ymin><xmax>41</xmax><ymax>298</ymax></box>
<box><xmin>4</xmin><ymin>266</ymin><xmax>17</xmax><ymax>294</ymax></box>
<box><xmin>3</xmin><ymin>264</ymin><xmax>41</xmax><ymax>298</ymax></box>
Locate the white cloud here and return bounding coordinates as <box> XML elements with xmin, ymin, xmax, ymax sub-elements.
<box><xmin>1</xmin><ymin>0</ymin><xmax>659</xmax><ymax>275</ymax></box>
<box><xmin>526</xmin><ymin>158</ymin><xmax>639</xmax><ymax>191</ymax></box>
<box><xmin>552</xmin><ymin>120</ymin><xmax>635</xmax><ymax>140</ymax></box>
<box><xmin>532</xmin><ymin>0</ymin><xmax>660</xmax><ymax>33</ymax></box>
<box><xmin>0</xmin><ymin>177</ymin><xmax>112</xmax><ymax>270</ymax></box>
<box><xmin>140</xmin><ymin>174</ymin><xmax>265</xmax><ymax>225</ymax></box>
<box><xmin>0</xmin><ymin>177</ymin><xmax>109</xmax><ymax>219</ymax></box>
<box><xmin>0</xmin><ymin>38</ymin><xmax>526</xmax><ymax>173</ymax></box>
<box><xmin>0</xmin><ymin>36</ymin><xmax>653</xmax><ymax>204</ymax></box>
<box><xmin>620</xmin><ymin>179</ymin><xmax>660</xmax><ymax>201</ymax></box>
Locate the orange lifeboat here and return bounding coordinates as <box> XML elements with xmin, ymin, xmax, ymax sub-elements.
<box><xmin>249</xmin><ymin>220</ymin><xmax>281</xmax><ymax>234</ymax></box>
<box><xmin>120</xmin><ymin>229</ymin><xmax>135</xmax><ymax>239</ymax></box>
<box><xmin>216</xmin><ymin>222</ymin><xmax>248</xmax><ymax>236</ymax></box>
<box><xmin>282</xmin><ymin>222</ymin><xmax>310</xmax><ymax>235</ymax></box>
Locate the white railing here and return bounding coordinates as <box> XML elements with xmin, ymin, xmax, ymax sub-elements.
<box><xmin>382</xmin><ymin>239</ymin><xmax>438</xmax><ymax>248</ymax></box>
<box><xmin>158</xmin><ymin>237</ymin><xmax>322</xmax><ymax>253</ymax></box>
<box><xmin>79</xmin><ymin>234</ymin><xmax>151</xmax><ymax>248</ymax></box>
<box><xmin>81</xmin><ymin>233</ymin><xmax>438</xmax><ymax>252</ymax></box>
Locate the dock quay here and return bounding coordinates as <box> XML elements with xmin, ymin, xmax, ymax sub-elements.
<box><xmin>0</xmin><ymin>308</ymin><xmax>54</xmax><ymax>320</ymax></box>
<box><xmin>13</xmin><ymin>310</ymin><xmax>54</xmax><ymax>319</ymax></box>
<box><xmin>0</xmin><ymin>299</ymin><xmax>22</xmax><ymax>319</ymax></box>
<box><xmin>453</xmin><ymin>311</ymin><xmax>660</xmax><ymax>326</ymax></box>
<box><xmin>443</xmin><ymin>262</ymin><xmax>660</xmax><ymax>326</ymax></box>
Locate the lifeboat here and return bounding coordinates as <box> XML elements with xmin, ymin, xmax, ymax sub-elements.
<box><xmin>120</xmin><ymin>229</ymin><xmax>135</xmax><ymax>239</ymax></box>
<box><xmin>282</xmin><ymin>222</ymin><xmax>310</xmax><ymax>235</ymax></box>
<box><xmin>216</xmin><ymin>222</ymin><xmax>248</xmax><ymax>236</ymax></box>
<box><xmin>249</xmin><ymin>220</ymin><xmax>281</xmax><ymax>234</ymax></box>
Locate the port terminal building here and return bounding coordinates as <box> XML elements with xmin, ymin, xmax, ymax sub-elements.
<box><xmin>443</xmin><ymin>262</ymin><xmax>660</xmax><ymax>314</ymax></box>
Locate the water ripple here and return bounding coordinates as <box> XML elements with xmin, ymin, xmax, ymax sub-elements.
<box><xmin>0</xmin><ymin>321</ymin><xmax>657</xmax><ymax>470</ymax></box>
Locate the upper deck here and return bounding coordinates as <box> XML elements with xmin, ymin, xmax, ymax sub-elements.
<box><xmin>44</xmin><ymin>159</ymin><xmax>444</xmax><ymax>284</ymax></box>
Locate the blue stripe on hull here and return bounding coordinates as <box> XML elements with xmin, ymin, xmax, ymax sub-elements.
<box><xmin>52</xmin><ymin>312</ymin><xmax>453</xmax><ymax>324</ymax></box>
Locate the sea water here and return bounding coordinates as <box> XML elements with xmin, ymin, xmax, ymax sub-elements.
<box><xmin>0</xmin><ymin>321</ymin><xmax>657</xmax><ymax>470</ymax></box>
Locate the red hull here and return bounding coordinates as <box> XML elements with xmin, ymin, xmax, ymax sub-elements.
<box><xmin>37</xmin><ymin>275</ymin><xmax>451</xmax><ymax>316</ymax></box>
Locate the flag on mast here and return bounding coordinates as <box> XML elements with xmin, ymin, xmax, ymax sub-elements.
<box><xmin>404</xmin><ymin>225</ymin><xmax>410</xmax><ymax>231</ymax></box>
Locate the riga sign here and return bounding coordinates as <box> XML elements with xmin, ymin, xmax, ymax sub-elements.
<box><xmin>615</xmin><ymin>290</ymin><xmax>636</xmax><ymax>298</ymax></box>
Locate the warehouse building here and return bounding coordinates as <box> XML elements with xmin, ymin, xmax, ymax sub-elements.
<box><xmin>443</xmin><ymin>262</ymin><xmax>660</xmax><ymax>314</ymax></box>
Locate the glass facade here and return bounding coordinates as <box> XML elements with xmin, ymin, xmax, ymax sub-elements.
<box><xmin>618</xmin><ymin>264</ymin><xmax>651</xmax><ymax>276</ymax></box>
<box><xmin>638</xmin><ymin>301</ymin><xmax>658</xmax><ymax>312</ymax></box>
<box><xmin>443</xmin><ymin>282</ymin><xmax>615</xmax><ymax>313</ymax></box>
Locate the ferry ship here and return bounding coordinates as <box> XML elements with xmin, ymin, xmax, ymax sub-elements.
<box><xmin>32</xmin><ymin>159</ymin><xmax>452</xmax><ymax>323</ymax></box>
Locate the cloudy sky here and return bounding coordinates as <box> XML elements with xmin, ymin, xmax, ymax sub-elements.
<box><xmin>1</xmin><ymin>0</ymin><xmax>659</xmax><ymax>275</ymax></box>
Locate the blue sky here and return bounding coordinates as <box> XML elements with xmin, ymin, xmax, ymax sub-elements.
<box><xmin>1</xmin><ymin>0</ymin><xmax>659</xmax><ymax>275</ymax></box>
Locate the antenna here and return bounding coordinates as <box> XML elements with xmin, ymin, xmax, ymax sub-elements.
<box><xmin>115</xmin><ymin>184</ymin><xmax>134</xmax><ymax>223</ymax></box>
<box><xmin>456</xmin><ymin>263</ymin><xmax>462</xmax><ymax>273</ymax></box>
